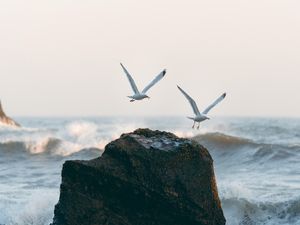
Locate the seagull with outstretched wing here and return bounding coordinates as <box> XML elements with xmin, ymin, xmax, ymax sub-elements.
<box><xmin>120</xmin><ymin>63</ymin><xmax>166</xmax><ymax>102</ymax></box>
<box><xmin>177</xmin><ymin>85</ymin><xmax>226</xmax><ymax>129</ymax></box>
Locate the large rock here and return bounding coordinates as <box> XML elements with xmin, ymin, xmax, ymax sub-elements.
<box><xmin>51</xmin><ymin>129</ymin><xmax>225</xmax><ymax>225</ymax></box>
<box><xmin>0</xmin><ymin>101</ymin><xmax>20</xmax><ymax>127</ymax></box>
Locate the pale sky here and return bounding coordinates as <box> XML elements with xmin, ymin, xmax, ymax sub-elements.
<box><xmin>0</xmin><ymin>0</ymin><xmax>299</xmax><ymax>117</ymax></box>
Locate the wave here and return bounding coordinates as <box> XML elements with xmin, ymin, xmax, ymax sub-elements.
<box><xmin>0</xmin><ymin>137</ymin><xmax>104</xmax><ymax>157</ymax></box>
<box><xmin>218</xmin><ymin>179</ymin><xmax>300</xmax><ymax>225</ymax></box>
<box><xmin>1</xmin><ymin>123</ymin><xmax>299</xmax><ymax>160</ymax></box>
<box><xmin>193</xmin><ymin>132</ymin><xmax>255</xmax><ymax>148</ymax></box>
<box><xmin>221</xmin><ymin>197</ymin><xmax>300</xmax><ymax>225</ymax></box>
<box><xmin>0</xmin><ymin>121</ymin><xmax>106</xmax><ymax>156</ymax></box>
<box><xmin>0</xmin><ymin>121</ymin><xmax>144</xmax><ymax>156</ymax></box>
<box><xmin>192</xmin><ymin>132</ymin><xmax>300</xmax><ymax>163</ymax></box>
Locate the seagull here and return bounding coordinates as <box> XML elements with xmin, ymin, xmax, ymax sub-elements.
<box><xmin>120</xmin><ymin>63</ymin><xmax>166</xmax><ymax>102</ymax></box>
<box><xmin>177</xmin><ymin>85</ymin><xmax>226</xmax><ymax>129</ymax></box>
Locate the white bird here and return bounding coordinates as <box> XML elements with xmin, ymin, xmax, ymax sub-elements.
<box><xmin>177</xmin><ymin>85</ymin><xmax>226</xmax><ymax>129</ymax></box>
<box><xmin>120</xmin><ymin>63</ymin><xmax>166</xmax><ymax>102</ymax></box>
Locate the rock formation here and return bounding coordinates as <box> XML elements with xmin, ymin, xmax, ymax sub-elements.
<box><xmin>0</xmin><ymin>101</ymin><xmax>20</xmax><ymax>127</ymax></box>
<box><xmin>51</xmin><ymin>129</ymin><xmax>225</xmax><ymax>225</ymax></box>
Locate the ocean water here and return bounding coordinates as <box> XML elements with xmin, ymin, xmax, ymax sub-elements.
<box><xmin>0</xmin><ymin>116</ymin><xmax>299</xmax><ymax>225</ymax></box>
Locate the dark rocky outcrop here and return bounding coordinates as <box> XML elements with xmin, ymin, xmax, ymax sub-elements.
<box><xmin>0</xmin><ymin>101</ymin><xmax>20</xmax><ymax>127</ymax></box>
<box><xmin>51</xmin><ymin>129</ymin><xmax>225</xmax><ymax>225</ymax></box>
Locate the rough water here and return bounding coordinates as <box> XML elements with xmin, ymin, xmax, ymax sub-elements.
<box><xmin>0</xmin><ymin>117</ymin><xmax>299</xmax><ymax>225</ymax></box>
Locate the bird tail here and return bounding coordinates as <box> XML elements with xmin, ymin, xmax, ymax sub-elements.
<box><xmin>187</xmin><ymin>117</ymin><xmax>194</xmax><ymax>120</ymax></box>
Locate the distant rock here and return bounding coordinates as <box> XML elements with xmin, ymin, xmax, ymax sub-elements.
<box><xmin>51</xmin><ymin>128</ymin><xmax>225</xmax><ymax>225</ymax></box>
<box><xmin>0</xmin><ymin>101</ymin><xmax>20</xmax><ymax>127</ymax></box>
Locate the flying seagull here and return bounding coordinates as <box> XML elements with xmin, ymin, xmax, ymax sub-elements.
<box><xmin>177</xmin><ymin>86</ymin><xmax>226</xmax><ymax>129</ymax></box>
<box><xmin>120</xmin><ymin>63</ymin><xmax>166</xmax><ymax>102</ymax></box>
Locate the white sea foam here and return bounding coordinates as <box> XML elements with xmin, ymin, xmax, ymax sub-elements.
<box><xmin>1</xmin><ymin>189</ymin><xmax>58</xmax><ymax>225</ymax></box>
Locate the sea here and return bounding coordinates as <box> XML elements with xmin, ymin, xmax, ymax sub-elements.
<box><xmin>0</xmin><ymin>116</ymin><xmax>299</xmax><ymax>225</ymax></box>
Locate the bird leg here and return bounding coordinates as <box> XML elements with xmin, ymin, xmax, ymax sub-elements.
<box><xmin>192</xmin><ymin>121</ymin><xmax>195</xmax><ymax>129</ymax></box>
<box><xmin>197</xmin><ymin>123</ymin><xmax>200</xmax><ymax>129</ymax></box>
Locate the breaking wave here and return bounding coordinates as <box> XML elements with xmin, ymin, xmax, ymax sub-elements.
<box><xmin>221</xmin><ymin>197</ymin><xmax>300</xmax><ymax>225</ymax></box>
<box><xmin>193</xmin><ymin>132</ymin><xmax>300</xmax><ymax>161</ymax></box>
<box><xmin>0</xmin><ymin>121</ymin><xmax>112</xmax><ymax>156</ymax></box>
<box><xmin>193</xmin><ymin>132</ymin><xmax>255</xmax><ymax>148</ymax></box>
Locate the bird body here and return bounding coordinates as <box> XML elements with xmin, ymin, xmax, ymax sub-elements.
<box><xmin>120</xmin><ymin>63</ymin><xmax>166</xmax><ymax>102</ymax></box>
<box><xmin>127</xmin><ymin>93</ymin><xmax>149</xmax><ymax>101</ymax></box>
<box><xmin>187</xmin><ymin>114</ymin><xmax>210</xmax><ymax>122</ymax></box>
<box><xmin>177</xmin><ymin>85</ymin><xmax>226</xmax><ymax>129</ymax></box>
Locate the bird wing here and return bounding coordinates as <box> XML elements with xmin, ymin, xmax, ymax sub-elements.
<box><xmin>202</xmin><ymin>93</ymin><xmax>226</xmax><ymax>115</ymax></box>
<box><xmin>142</xmin><ymin>69</ymin><xmax>166</xmax><ymax>94</ymax></box>
<box><xmin>120</xmin><ymin>63</ymin><xmax>139</xmax><ymax>94</ymax></box>
<box><xmin>177</xmin><ymin>85</ymin><xmax>200</xmax><ymax>116</ymax></box>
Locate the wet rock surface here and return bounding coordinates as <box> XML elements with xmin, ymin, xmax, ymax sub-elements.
<box><xmin>51</xmin><ymin>128</ymin><xmax>225</xmax><ymax>225</ymax></box>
